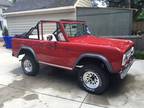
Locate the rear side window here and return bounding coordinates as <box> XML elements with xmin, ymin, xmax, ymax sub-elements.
<box><xmin>28</xmin><ymin>28</ymin><xmax>39</xmax><ymax>40</ymax></box>
<box><xmin>42</xmin><ymin>23</ymin><xmax>57</xmax><ymax>35</ymax></box>
<box><xmin>39</xmin><ymin>23</ymin><xmax>57</xmax><ymax>40</ymax></box>
<box><xmin>39</xmin><ymin>22</ymin><xmax>66</xmax><ymax>42</ymax></box>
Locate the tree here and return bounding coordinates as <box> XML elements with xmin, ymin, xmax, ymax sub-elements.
<box><xmin>131</xmin><ymin>0</ymin><xmax>144</xmax><ymax>20</ymax></box>
<box><xmin>2</xmin><ymin>27</ymin><xmax>9</xmax><ymax>36</ymax></box>
<box><xmin>108</xmin><ymin>0</ymin><xmax>129</xmax><ymax>8</ymax></box>
<box><xmin>91</xmin><ymin>0</ymin><xmax>129</xmax><ymax>7</ymax></box>
<box><xmin>91</xmin><ymin>0</ymin><xmax>108</xmax><ymax>7</ymax></box>
<box><xmin>9</xmin><ymin>0</ymin><xmax>16</xmax><ymax>3</ymax></box>
<box><xmin>91</xmin><ymin>0</ymin><xmax>144</xmax><ymax>20</ymax></box>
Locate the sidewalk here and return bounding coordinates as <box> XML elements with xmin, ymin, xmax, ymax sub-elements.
<box><xmin>0</xmin><ymin>47</ymin><xmax>144</xmax><ymax>108</ymax></box>
<box><xmin>0</xmin><ymin>41</ymin><xmax>4</xmax><ymax>47</ymax></box>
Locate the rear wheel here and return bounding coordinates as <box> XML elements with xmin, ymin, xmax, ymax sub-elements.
<box><xmin>78</xmin><ymin>64</ymin><xmax>109</xmax><ymax>94</ymax></box>
<box><xmin>21</xmin><ymin>55</ymin><xmax>39</xmax><ymax>76</ymax></box>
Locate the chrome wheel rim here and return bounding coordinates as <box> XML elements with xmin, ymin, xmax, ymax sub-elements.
<box><xmin>83</xmin><ymin>71</ymin><xmax>100</xmax><ymax>89</ymax></box>
<box><xmin>23</xmin><ymin>60</ymin><xmax>32</xmax><ymax>73</ymax></box>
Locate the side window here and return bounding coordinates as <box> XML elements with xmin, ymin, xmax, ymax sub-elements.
<box><xmin>64</xmin><ymin>24</ymin><xmax>77</xmax><ymax>37</ymax></box>
<box><xmin>64</xmin><ymin>23</ymin><xmax>88</xmax><ymax>37</ymax></box>
<box><xmin>28</xmin><ymin>28</ymin><xmax>39</xmax><ymax>40</ymax></box>
<box><xmin>39</xmin><ymin>22</ymin><xmax>57</xmax><ymax>41</ymax></box>
<box><xmin>39</xmin><ymin>22</ymin><xmax>66</xmax><ymax>42</ymax></box>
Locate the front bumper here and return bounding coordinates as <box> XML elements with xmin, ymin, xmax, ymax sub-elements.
<box><xmin>119</xmin><ymin>59</ymin><xmax>134</xmax><ymax>79</ymax></box>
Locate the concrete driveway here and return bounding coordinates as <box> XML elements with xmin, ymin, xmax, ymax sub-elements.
<box><xmin>0</xmin><ymin>47</ymin><xmax>144</xmax><ymax>108</ymax></box>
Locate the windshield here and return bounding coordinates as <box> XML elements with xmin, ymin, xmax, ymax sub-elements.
<box><xmin>63</xmin><ymin>23</ymin><xmax>91</xmax><ymax>37</ymax></box>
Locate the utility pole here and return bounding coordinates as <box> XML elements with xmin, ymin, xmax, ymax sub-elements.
<box><xmin>128</xmin><ymin>0</ymin><xmax>131</xmax><ymax>8</ymax></box>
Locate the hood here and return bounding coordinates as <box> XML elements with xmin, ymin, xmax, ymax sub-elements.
<box><xmin>69</xmin><ymin>36</ymin><xmax>134</xmax><ymax>53</ymax></box>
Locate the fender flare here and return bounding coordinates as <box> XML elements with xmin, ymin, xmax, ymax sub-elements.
<box><xmin>18</xmin><ymin>46</ymin><xmax>38</xmax><ymax>62</ymax></box>
<box><xmin>74</xmin><ymin>53</ymin><xmax>113</xmax><ymax>73</ymax></box>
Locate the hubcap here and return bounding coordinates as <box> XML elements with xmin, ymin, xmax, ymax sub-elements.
<box><xmin>23</xmin><ymin>60</ymin><xmax>32</xmax><ymax>73</ymax></box>
<box><xmin>83</xmin><ymin>71</ymin><xmax>100</xmax><ymax>89</ymax></box>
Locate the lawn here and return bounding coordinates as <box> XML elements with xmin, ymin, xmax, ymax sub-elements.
<box><xmin>134</xmin><ymin>51</ymin><xmax>144</xmax><ymax>59</ymax></box>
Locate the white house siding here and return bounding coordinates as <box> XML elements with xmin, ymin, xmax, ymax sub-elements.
<box><xmin>7</xmin><ymin>11</ymin><xmax>76</xmax><ymax>36</ymax></box>
<box><xmin>76</xmin><ymin>0</ymin><xmax>92</xmax><ymax>7</ymax></box>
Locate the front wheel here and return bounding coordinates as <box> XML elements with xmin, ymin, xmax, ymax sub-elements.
<box><xmin>78</xmin><ymin>64</ymin><xmax>109</xmax><ymax>94</ymax></box>
<box><xmin>21</xmin><ymin>55</ymin><xmax>39</xmax><ymax>76</ymax></box>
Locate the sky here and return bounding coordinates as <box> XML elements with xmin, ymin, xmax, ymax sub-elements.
<box><xmin>8</xmin><ymin>0</ymin><xmax>108</xmax><ymax>7</ymax></box>
<box><xmin>92</xmin><ymin>0</ymin><xmax>107</xmax><ymax>7</ymax></box>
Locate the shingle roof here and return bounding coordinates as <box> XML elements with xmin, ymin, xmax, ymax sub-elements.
<box><xmin>5</xmin><ymin>0</ymin><xmax>77</xmax><ymax>13</ymax></box>
<box><xmin>0</xmin><ymin>0</ymin><xmax>11</xmax><ymax>7</ymax></box>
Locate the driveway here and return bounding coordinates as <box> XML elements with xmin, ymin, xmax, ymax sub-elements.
<box><xmin>0</xmin><ymin>47</ymin><xmax>144</xmax><ymax>108</ymax></box>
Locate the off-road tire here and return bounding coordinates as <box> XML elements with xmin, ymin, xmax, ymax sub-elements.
<box><xmin>78</xmin><ymin>64</ymin><xmax>109</xmax><ymax>94</ymax></box>
<box><xmin>21</xmin><ymin>55</ymin><xmax>39</xmax><ymax>76</ymax></box>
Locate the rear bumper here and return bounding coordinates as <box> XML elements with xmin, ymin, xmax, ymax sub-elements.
<box><xmin>12</xmin><ymin>52</ymin><xmax>14</xmax><ymax>56</ymax></box>
<box><xmin>119</xmin><ymin>59</ymin><xmax>134</xmax><ymax>79</ymax></box>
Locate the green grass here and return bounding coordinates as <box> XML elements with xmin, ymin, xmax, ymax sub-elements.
<box><xmin>134</xmin><ymin>51</ymin><xmax>144</xmax><ymax>59</ymax></box>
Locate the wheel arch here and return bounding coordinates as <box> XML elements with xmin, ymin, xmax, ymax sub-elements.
<box><xmin>18</xmin><ymin>46</ymin><xmax>38</xmax><ymax>62</ymax></box>
<box><xmin>74</xmin><ymin>53</ymin><xmax>113</xmax><ymax>73</ymax></box>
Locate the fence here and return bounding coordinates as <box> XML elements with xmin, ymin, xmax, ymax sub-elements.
<box><xmin>133</xmin><ymin>21</ymin><xmax>144</xmax><ymax>33</ymax></box>
<box><xmin>118</xmin><ymin>36</ymin><xmax>144</xmax><ymax>51</ymax></box>
<box><xmin>102</xmin><ymin>36</ymin><xmax>144</xmax><ymax>51</ymax></box>
<box><xmin>77</xmin><ymin>7</ymin><xmax>133</xmax><ymax>36</ymax></box>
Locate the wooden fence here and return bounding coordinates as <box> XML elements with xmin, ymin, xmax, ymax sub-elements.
<box><xmin>133</xmin><ymin>21</ymin><xmax>144</xmax><ymax>33</ymax></box>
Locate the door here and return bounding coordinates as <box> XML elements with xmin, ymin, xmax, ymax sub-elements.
<box><xmin>38</xmin><ymin>21</ymin><xmax>61</xmax><ymax>64</ymax></box>
<box><xmin>53</xmin><ymin>42</ymin><xmax>77</xmax><ymax>69</ymax></box>
<box><xmin>41</xmin><ymin>40</ymin><xmax>74</xmax><ymax>69</ymax></box>
<box><xmin>38</xmin><ymin>21</ymin><xmax>74</xmax><ymax>69</ymax></box>
<box><xmin>40</xmin><ymin>41</ymin><xmax>57</xmax><ymax>64</ymax></box>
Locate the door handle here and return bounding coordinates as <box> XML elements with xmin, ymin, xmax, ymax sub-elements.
<box><xmin>43</xmin><ymin>42</ymin><xmax>57</xmax><ymax>48</ymax></box>
<box><xmin>49</xmin><ymin>44</ymin><xmax>55</xmax><ymax>48</ymax></box>
<box><xmin>44</xmin><ymin>44</ymin><xmax>55</xmax><ymax>49</ymax></box>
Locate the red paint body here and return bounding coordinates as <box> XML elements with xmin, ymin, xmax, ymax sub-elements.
<box><xmin>12</xmin><ymin>20</ymin><xmax>134</xmax><ymax>74</ymax></box>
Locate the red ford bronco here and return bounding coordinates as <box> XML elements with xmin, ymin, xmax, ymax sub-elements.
<box><xmin>12</xmin><ymin>20</ymin><xmax>134</xmax><ymax>94</ymax></box>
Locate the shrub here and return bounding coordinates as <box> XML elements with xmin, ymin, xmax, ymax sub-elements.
<box><xmin>134</xmin><ymin>51</ymin><xmax>144</xmax><ymax>59</ymax></box>
<box><xmin>2</xmin><ymin>27</ymin><xmax>9</xmax><ymax>36</ymax></box>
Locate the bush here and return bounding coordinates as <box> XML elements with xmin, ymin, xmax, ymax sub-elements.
<box><xmin>136</xmin><ymin>11</ymin><xmax>144</xmax><ymax>21</ymax></box>
<box><xmin>2</xmin><ymin>27</ymin><xmax>9</xmax><ymax>36</ymax></box>
<box><xmin>134</xmin><ymin>51</ymin><xmax>144</xmax><ymax>59</ymax></box>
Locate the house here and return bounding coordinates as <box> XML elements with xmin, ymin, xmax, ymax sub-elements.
<box><xmin>4</xmin><ymin>0</ymin><xmax>133</xmax><ymax>36</ymax></box>
<box><xmin>0</xmin><ymin>0</ymin><xmax>11</xmax><ymax>37</ymax></box>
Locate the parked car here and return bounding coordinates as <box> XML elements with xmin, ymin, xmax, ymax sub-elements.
<box><xmin>12</xmin><ymin>20</ymin><xmax>134</xmax><ymax>94</ymax></box>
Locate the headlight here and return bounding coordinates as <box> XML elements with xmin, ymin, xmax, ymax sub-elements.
<box><xmin>122</xmin><ymin>47</ymin><xmax>134</xmax><ymax>66</ymax></box>
<box><xmin>122</xmin><ymin>54</ymin><xmax>127</xmax><ymax>66</ymax></box>
<box><xmin>131</xmin><ymin>47</ymin><xmax>134</xmax><ymax>55</ymax></box>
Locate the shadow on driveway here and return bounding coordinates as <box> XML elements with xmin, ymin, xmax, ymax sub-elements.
<box><xmin>1</xmin><ymin>63</ymin><xmax>144</xmax><ymax>108</ymax></box>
